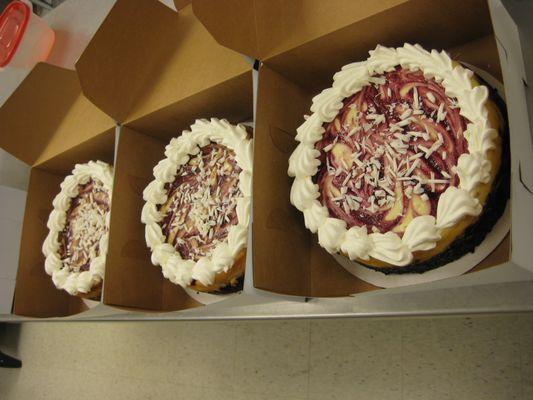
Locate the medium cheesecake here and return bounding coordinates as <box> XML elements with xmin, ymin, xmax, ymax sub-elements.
<box><xmin>142</xmin><ymin>119</ymin><xmax>253</xmax><ymax>292</ymax></box>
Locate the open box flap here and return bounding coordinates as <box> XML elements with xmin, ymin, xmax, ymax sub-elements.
<box><xmin>489</xmin><ymin>0</ymin><xmax>533</xmax><ymax>272</ymax></box>
<box><xmin>125</xmin><ymin>71</ymin><xmax>253</xmax><ymax>140</ymax></box>
<box><xmin>76</xmin><ymin>0</ymin><xmax>252</xmax><ymax>127</ymax></box>
<box><xmin>193</xmin><ymin>0</ymin><xmax>411</xmax><ymax>60</ymax></box>
<box><xmin>174</xmin><ymin>0</ymin><xmax>192</xmax><ymax>11</ymax></box>
<box><xmin>0</xmin><ymin>63</ymin><xmax>115</xmax><ymax>166</ymax></box>
<box><xmin>193</xmin><ymin>0</ymin><xmax>492</xmax><ymax>69</ymax></box>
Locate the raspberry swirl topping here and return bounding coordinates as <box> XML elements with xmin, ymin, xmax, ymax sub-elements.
<box><xmin>159</xmin><ymin>143</ymin><xmax>242</xmax><ymax>261</ymax></box>
<box><xmin>58</xmin><ymin>179</ymin><xmax>110</xmax><ymax>272</ymax></box>
<box><xmin>315</xmin><ymin>67</ymin><xmax>469</xmax><ymax>235</ymax></box>
<box><xmin>42</xmin><ymin>161</ymin><xmax>113</xmax><ymax>295</ymax></box>
<box><xmin>142</xmin><ymin>119</ymin><xmax>253</xmax><ymax>288</ymax></box>
<box><xmin>288</xmin><ymin>44</ymin><xmax>498</xmax><ymax>267</ymax></box>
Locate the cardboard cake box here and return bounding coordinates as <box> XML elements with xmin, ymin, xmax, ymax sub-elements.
<box><xmin>2</xmin><ymin>0</ymin><xmax>530</xmax><ymax>319</ymax></box>
<box><xmin>75</xmin><ymin>0</ymin><xmax>254</xmax><ymax>312</ymax></box>
<box><xmin>0</xmin><ymin>64</ymin><xmax>116</xmax><ymax>317</ymax></box>
<box><xmin>193</xmin><ymin>0</ymin><xmax>533</xmax><ymax>297</ymax></box>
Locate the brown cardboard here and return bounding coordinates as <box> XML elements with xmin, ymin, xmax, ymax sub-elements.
<box><xmin>76</xmin><ymin>0</ymin><xmax>252</xmax><ymax>130</ymax></box>
<box><xmin>193</xmin><ymin>0</ymin><xmax>410</xmax><ymax>61</ymax></box>
<box><xmin>74</xmin><ymin>0</ymin><xmax>254</xmax><ymax>311</ymax></box>
<box><xmin>126</xmin><ymin>71</ymin><xmax>252</xmax><ymax>141</ymax></box>
<box><xmin>75</xmin><ymin>0</ymin><xmax>182</xmax><ymax>123</ymax></box>
<box><xmin>35</xmin><ymin>130</ymin><xmax>115</xmax><ymax>174</ymax></box>
<box><xmin>0</xmin><ymin>61</ymin><xmax>116</xmax><ymax>317</ymax></box>
<box><xmin>13</xmin><ymin>131</ymin><xmax>115</xmax><ymax>317</ymax></box>
<box><xmin>104</xmin><ymin>127</ymin><xmax>200</xmax><ymax>312</ymax></box>
<box><xmin>254</xmin><ymin>62</ymin><xmax>508</xmax><ymax>296</ymax></box>
<box><xmin>0</xmin><ymin>63</ymin><xmax>115</xmax><ymax>166</ymax></box>
<box><xmin>471</xmin><ymin>234</ymin><xmax>510</xmax><ymax>272</ymax></box>
<box><xmin>448</xmin><ymin>35</ymin><xmax>503</xmax><ymax>82</ymax></box>
<box><xmin>194</xmin><ymin>0</ymin><xmax>493</xmax><ymax>92</ymax></box>
<box><xmin>253</xmin><ymin>66</ymin><xmax>378</xmax><ymax>296</ymax></box>
<box><xmin>196</xmin><ymin>1</ymin><xmax>510</xmax><ymax>296</ymax></box>
<box><xmin>12</xmin><ymin>169</ymin><xmax>86</xmax><ymax>318</ymax></box>
<box><xmin>103</xmin><ymin>80</ymin><xmax>253</xmax><ymax>311</ymax></box>
<box><xmin>174</xmin><ymin>0</ymin><xmax>192</xmax><ymax>11</ymax></box>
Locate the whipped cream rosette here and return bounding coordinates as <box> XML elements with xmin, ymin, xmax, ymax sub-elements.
<box><xmin>142</xmin><ymin>118</ymin><xmax>253</xmax><ymax>293</ymax></box>
<box><xmin>42</xmin><ymin>161</ymin><xmax>113</xmax><ymax>297</ymax></box>
<box><xmin>289</xmin><ymin>44</ymin><xmax>508</xmax><ymax>273</ymax></box>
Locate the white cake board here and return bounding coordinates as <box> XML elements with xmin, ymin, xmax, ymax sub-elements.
<box><xmin>82</xmin><ymin>299</ymin><xmax>101</xmax><ymax>309</ymax></box>
<box><xmin>333</xmin><ymin>203</ymin><xmax>510</xmax><ymax>288</ymax></box>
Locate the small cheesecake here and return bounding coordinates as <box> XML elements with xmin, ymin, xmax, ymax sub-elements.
<box><xmin>42</xmin><ymin>161</ymin><xmax>113</xmax><ymax>297</ymax></box>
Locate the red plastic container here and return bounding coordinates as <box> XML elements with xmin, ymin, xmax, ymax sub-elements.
<box><xmin>0</xmin><ymin>0</ymin><xmax>54</xmax><ymax>68</ymax></box>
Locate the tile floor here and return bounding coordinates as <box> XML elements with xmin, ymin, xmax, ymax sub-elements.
<box><xmin>0</xmin><ymin>314</ymin><xmax>532</xmax><ymax>399</ymax></box>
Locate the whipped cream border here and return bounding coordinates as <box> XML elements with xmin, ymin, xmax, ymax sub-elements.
<box><xmin>42</xmin><ymin>161</ymin><xmax>114</xmax><ymax>295</ymax></box>
<box><xmin>288</xmin><ymin>44</ymin><xmax>498</xmax><ymax>267</ymax></box>
<box><xmin>141</xmin><ymin>118</ymin><xmax>253</xmax><ymax>288</ymax></box>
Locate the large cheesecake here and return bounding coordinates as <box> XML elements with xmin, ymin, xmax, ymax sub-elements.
<box><xmin>288</xmin><ymin>44</ymin><xmax>508</xmax><ymax>273</ymax></box>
